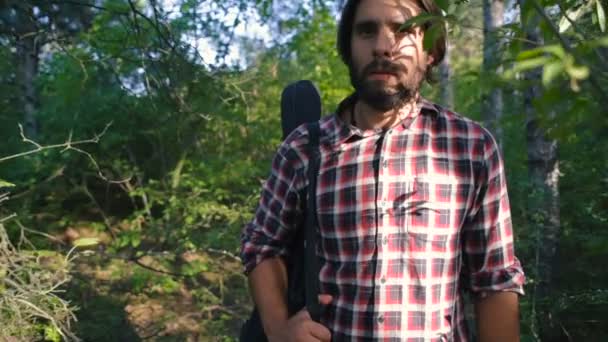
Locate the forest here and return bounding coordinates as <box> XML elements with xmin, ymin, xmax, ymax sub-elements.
<box><xmin>0</xmin><ymin>0</ymin><xmax>606</xmax><ymax>341</ymax></box>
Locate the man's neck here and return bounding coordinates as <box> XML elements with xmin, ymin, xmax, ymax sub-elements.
<box><xmin>353</xmin><ymin>97</ymin><xmax>419</xmax><ymax>131</ymax></box>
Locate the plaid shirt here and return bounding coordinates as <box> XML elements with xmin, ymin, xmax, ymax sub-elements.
<box><xmin>241</xmin><ymin>98</ymin><xmax>525</xmax><ymax>341</ymax></box>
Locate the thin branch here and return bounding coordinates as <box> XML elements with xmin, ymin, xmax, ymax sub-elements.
<box><xmin>1</xmin><ymin>222</ymin><xmax>79</xmax><ymax>340</ymax></box>
<box><xmin>16</xmin><ymin>220</ymin><xmax>67</xmax><ymax>246</ymax></box>
<box><xmin>204</xmin><ymin>248</ymin><xmax>241</xmax><ymax>263</ymax></box>
<box><xmin>126</xmin><ymin>0</ymin><xmax>178</xmax><ymax>53</ymax></box>
<box><xmin>131</xmin><ymin>258</ymin><xmax>189</xmax><ymax>278</ymax></box>
<box><xmin>75</xmin><ymin>180</ymin><xmax>117</xmax><ymax>239</ymax></box>
<box><xmin>0</xmin><ymin>122</ymin><xmax>110</xmax><ymax>163</ymax></box>
<box><xmin>0</xmin><ymin>213</ymin><xmax>17</xmax><ymax>223</ymax></box>
<box><xmin>0</xmin><ymin>122</ymin><xmax>131</xmax><ymax>184</ymax></box>
<box><xmin>14</xmin><ymin>298</ymin><xmax>76</xmax><ymax>341</ymax></box>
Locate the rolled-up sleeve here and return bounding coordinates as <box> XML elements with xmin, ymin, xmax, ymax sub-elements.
<box><xmin>240</xmin><ymin>142</ymin><xmax>305</xmax><ymax>275</ymax></box>
<box><xmin>462</xmin><ymin>131</ymin><xmax>525</xmax><ymax>295</ymax></box>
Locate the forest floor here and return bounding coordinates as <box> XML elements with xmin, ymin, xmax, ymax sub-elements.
<box><xmin>66</xmin><ymin>244</ymin><xmax>250</xmax><ymax>341</ymax></box>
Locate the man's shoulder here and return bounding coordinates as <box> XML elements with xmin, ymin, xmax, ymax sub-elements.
<box><xmin>421</xmin><ymin>99</ymin><xmax>494</xmax><ymax>140</ymax></box>
<box><xmin>282</xmin><ymin>115</ymin><xmax>336</xmax><ymax>149</ymax></box>
<box><xmin>278</xmin><ymin>115</ymin><xmax>336</xmax><ymax>163</ymax></box>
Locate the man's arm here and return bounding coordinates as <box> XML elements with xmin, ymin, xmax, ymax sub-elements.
<box><xmin>248</xmin><ymin>257</ymin><xmax>290</xmax><ymax>337</ymax></box>
<box><xmin>475</xmin><ymin>291</ymin><xmax>520</xmax><ymax>342</ymax></box>
<box><xmin>249</xmin><ymin>257</ymin><xmax>332</xmax><ymax>341</ymax></box>
<box><xmin>461</xmin><ymin>130</ymin><xmax>525</xmax><ymax>340</ymax></box>
<box><xmin>241</xmin><ymin>134</ymin><xmax>332</xmax><ymax>341</ymax></box>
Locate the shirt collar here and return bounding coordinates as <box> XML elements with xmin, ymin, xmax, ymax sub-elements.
<box><xmin>326</xmin><ymin>94</ymin><xmax>441</xmax><ymax>147</ymax></box>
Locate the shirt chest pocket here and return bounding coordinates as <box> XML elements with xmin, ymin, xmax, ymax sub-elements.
<box><xmin>395</xmin><ymin>176</ymin><xmax>468</xmax><ymax>253</ymax></box>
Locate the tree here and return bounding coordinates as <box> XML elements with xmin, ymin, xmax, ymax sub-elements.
<box><xmin>439</xmin><ymin>39</ymin><xmax>454</xmax><ymax>108</ymax></box>
<box><xmin>517</xmin><ymin>0</ymin><xmax>560</xmax><ymax>338</ymax></box>
<box><xmin>0</xmin><ymin>1</ymin><xmax>96</xmax><ymax>139</ymax></box>
<box><xmin>482</xmin><ymin>0</ymin><xmax>505</xmax><ymax>145</ymax></box>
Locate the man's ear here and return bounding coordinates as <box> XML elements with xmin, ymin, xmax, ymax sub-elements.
<box><xmin>427</xmin><ymin>54</ymin><xmax>435</xmax><ymax>66</ymax></box>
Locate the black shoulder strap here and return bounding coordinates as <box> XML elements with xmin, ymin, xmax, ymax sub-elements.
<box><xmin>305</xmin><ymin>121</ymin><xmax>322</xmax><ymax>322</ymax></box>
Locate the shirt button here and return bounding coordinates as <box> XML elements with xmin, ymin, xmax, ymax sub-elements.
<box><xmin>383</xmin><ymin>236</ymin><xmax>389</xmax><ymax>245</ymax></box>
<box><xmin>381</xmin><ymin>277</ymin><xmax>386</xmax><ymax>284</ymax></box>
<box><xmin>377</xmin><ymin>315</ymin><xmax>384</xmax><ymax>324</ymax></box>
<box><xmin>383</xmin><ymin>159</ymin><xmax>388</xmax><ymax>168</ymax></box>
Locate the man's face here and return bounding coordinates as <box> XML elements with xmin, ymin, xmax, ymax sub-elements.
<box><xmin>349</xmin><ymin>0</ymin><xmax>433</xmax><ymax>111</ymax></box>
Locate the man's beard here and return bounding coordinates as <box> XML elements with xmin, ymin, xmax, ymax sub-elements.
<box><xmin>350</xmin><ymin>58</ymin><xmax>424</xmax><ymax>112</ymax></box>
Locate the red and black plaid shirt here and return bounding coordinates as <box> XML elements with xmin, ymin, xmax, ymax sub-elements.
<box><xmin>241</xmin><ymin>98</ymin><xmax>525</xmax><ymax>341</ymax></box>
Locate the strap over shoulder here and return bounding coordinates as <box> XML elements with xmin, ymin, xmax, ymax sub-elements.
<box><xmin>306</xmin><ymin>121</ymin><xmax>320</xmax><ymax>148</ymax></box>
<box><xmin>304</xmin><ymin>120</ymin><xmax>322</xmax><ymax>322</ymax></box>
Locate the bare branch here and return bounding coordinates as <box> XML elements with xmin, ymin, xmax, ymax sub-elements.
<box><xmin>0</xmin><ymin>213</ymin><xmax>17</xmax><ymax>223</ymax></box>
<box><xmin>0</xmin><ymin>122</ymin><xmax>130</xmax><ymax>184</ymax></box>
<box><xmin>0</xmin><ymin>221</ymin><xmax>79</xmax><ymax>340</ymax></box>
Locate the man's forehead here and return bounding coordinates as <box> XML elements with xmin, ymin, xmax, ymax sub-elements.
<box><xmin>354</xmin><ymin>0</ymin><xmax>421</xmax><ymax>22</ymax></box>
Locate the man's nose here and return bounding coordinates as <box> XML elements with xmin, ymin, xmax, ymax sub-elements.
<box><xmin>373</xmin><ymin>26</ymin><xmax>396</xmax><ymax>58</ymax></box>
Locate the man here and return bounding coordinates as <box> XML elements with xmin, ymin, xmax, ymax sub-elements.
<box><xmin>241</xmin><ymin>0</ymin><xmax>525</xmax><ymax>340</ymax></box>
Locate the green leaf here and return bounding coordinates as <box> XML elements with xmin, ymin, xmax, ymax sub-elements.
<box><xmin>513</xmin><ymin>56</ymin><xmax>553</xmax><ymax>72</ymax></box>
<box><xmin>130</xmin><ymin>234</ymin><xmax>141</xmax><ymax>248</ymax></box>
<box><xmin>44</xmin><ymin>325</ymin><xmax>61</xmax><ymax>342</ymax></box>
<box><xmin>435</xmin><ymin>0</ymin><xmax>449</xmax><ymax>12</ymax></box>
<box><xmin>597</xmin><ymin>0</ymin><xmax>607</xmax><ymax>32</ymax></box>
<box><xmin>542</xmin><ymin>61</ymin><xmax>564</xmax><ymax>86</ymax></box>
<box><xmin>400</xmin><ymin>13</ymin><xmax>440</xmax><ymax>31</ymax></box>
<box><xmin>565</xmin><ymin>64</ymin><xmax>590</xmax><ymax>80</ymax></box>
<box><xmin>591</xmin><ymin>35</ymin><xmax>608</xmax><ymax>47</ymax></box>
<box><xmin>73</xmin><ymin>237</ymin><xmax>100</xmax><ymax>247</ymax></box>
<box><xmin>0</xmin><ymin>179</ymin><xmax>15</xmax><ymax>188</ymax></box>
<box><xmin>516</xmin><ymin>47</ymin><xmax>545</xmax><ymax>60</ymax></box>
<box><xmin>540</xmin><ymin>45</ymin><xmax>566</xmax><ymax>59</ymax></box>
<box><xmin>423</xmin><ymin>22</ymin><xmax>444</xmax><ymax>52</ymax></box>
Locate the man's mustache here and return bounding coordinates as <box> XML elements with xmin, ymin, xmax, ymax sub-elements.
<box><xmin>362</xmin><ymin>59</ymin><xmax>406</xmax><ymax>77</ymax></box>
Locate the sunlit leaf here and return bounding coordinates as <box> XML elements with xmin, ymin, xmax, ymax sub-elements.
<box><xmin>565</xmin><ymin>64</ymin><xmax>590</xmax><ymax>80</ymax></box>
<box><xmin>542</xmin><ymin>61</ymin><xmax>564</xmax><ymax>86</ymax></box>
<box><xmin>540</xmin><ymin>45</ymin><xmax>566</xmax><ymax>59</ymax></box>
<box><xmin>559</xmin><ymin>5</ymin><xmax>586</xmax><ymax>33</ymax></box>
<box><xmin>513</xmin><ymin>56</ymin><xmax>553</xmax><ymax>72</ymax></box>
<box><xmin>597</xmin><ymin>0</ymin><xmax>607</xmax><ymax>32</ymax></box>
<box><xmin>73</xmin><ymin>237</ymin><xmax>100</xmax><ymax>247</ymax></box>
<box><xmin>0</xmin><ymin>180</ymin><xmax>15</xmax><ymax>188</ymax></box>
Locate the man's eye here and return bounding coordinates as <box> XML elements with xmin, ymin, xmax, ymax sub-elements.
<box><xmin>356</xmin><ymin>24</ymin><xmax>377</xmax><ymax>37</ymax></box>
<box><xmin>397</xmin><ymin>25</ymin><xmax>414</xmax><ymax>35</ymax></box>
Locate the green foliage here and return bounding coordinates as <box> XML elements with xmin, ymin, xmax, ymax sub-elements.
<box><xmin>0</xmin><ymin>0</ymin><xmax>606</xmax><ymax>340</ymax></box>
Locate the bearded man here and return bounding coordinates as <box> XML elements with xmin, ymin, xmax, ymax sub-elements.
<box><xmin>241</xmin><ymin>0</ymin><xmax>525</xmax><ymax>341</ymax></box>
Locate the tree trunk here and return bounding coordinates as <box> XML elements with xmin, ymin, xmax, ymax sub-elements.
<box><xmin>518</xmin><ymin>0</ymin><xmax>561</xmax><ymax>339</ymax></box>
<box><xmin>15</xmin><ymin>6</ymin><xmax>39</xmax><ymax>139</ymax></box>
<box><xmin>439</xmin><ymin>39</ymin><xmax>453</xmax><ymax>108</ymax></box>
<box><xmin>482</xmin><ymin>0</ymin><xmax>504</xmax><ymax>146</ymax></box>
